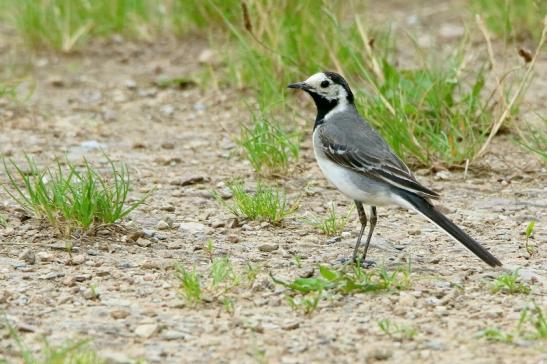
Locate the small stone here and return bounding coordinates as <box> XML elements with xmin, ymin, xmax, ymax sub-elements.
<box><xmin>341</xmin><ymin>231</ymin><xmax>351</xmax><ymax>238</ymax></box>
<box><xmin>408</xmin><ymin>229</ymin><xmax>421</xmax><ymax>235</ymax></box>
<box><xmin>162</xmin><ymin>330</ymin><xmax>185</xmax><ymax>340</ymax></box>
<box><xmin>100</xmin><ymin>350</ymin><xmax>134</xmax><ymax>364</ymax></box>
<box><xmin>282</xmin><ymin>322</ymin><xmax>300</xmax><ymax>330</ymax></box>
<box><xmin>368</xmin><ymin>348</ymin><xmax>393</xmax><ymax>361</ymax></box>
<box><xmin>179</xmin><ymin>222</ymin><xmax>206</xmax><ymax>236</ymax></box>
<box><xmin>111</xmin><ymin>309</ymin><xmax>130</xmax><ymax>319</ymax></box>
<box><xmin>258</xmin><ymin>244</ymin><xmax>279</xmax><ymax>253</ymax></box>
<box><xmin>170</xmin><ymin>174</ymin><xmax>208</xmax><ymax>186</ymax></box>
<box><xmin>36</xmin><ymin>251</ymin><xmax>54</xmax><ymax>262</ymax></box>
<box><xmin>136</xmin><ymin>238</ymin><xmax>153</xmax><ymax>247</ymax></box>
<box><xmin>156</xmin><ymin>220</ymin><xmax>170</xmax><ymax>230</ymax></box>
<box><xmin>19</xmin><ymin>248</ymin><xmax>35</xmax><ymax>265</ymax></box>
<box><xmin>71</xmin><ymin>254</ymin><xmax>86</xmax><ymax>265</ymax></box>
<box><xmin>127</xmin><ymin>230</ymin><xmax>144</xmax><ymax>242</ymax></box>
<box><xmin>125</xmin><ymin>79</ymin><xmax>137</xmax><ymax>90</ymax></box>
<box><xmin>102</xmin><ymin>108</ymin><xmax>118</xmax><ymax>122</ymax></box>
<box><xmin>82</xmin><ymin>287</ymin><xmax>99</xmax><ymax>300</ymax></box>
<box><xmin>227</xmin><ymin>234</ymin><xmax>239</xmax><ymax>244</ymax></box>
<box><xmin>160</xmin><ymin>105</ymin><xmax>175</xmax><ymax>117</ymax></box>
<box><xmin>198</xmin><ymin>49</ymin><xmax>218</xmax><ymax>65</ymax></box>
<box><xmin>62</xmin><ymin>276</ymin><xmax>77</xmax><ymax>287</ymax></box>
<box><xmin>434</xmin><ymin>170</ymin><xmax>451</xmax><ymax>180</ymax></box>
<box><xmin>161</xmin><ymin>142</ymin><xmax>175</xmax><ymax>150</ymax></box>
<box><xmin>134</xmin><ymin>323</ymin><xmax>159</xmax><ymax>338</ymax></box>
<box><xmin>47</xmin><ymin>75</ymin><xmax>65</xmax><ymax>87</ymax></box>
<box><xmin>425</xmin><ymin>340</ymin><xmax>444</xmax><ymax>350</ymax></box>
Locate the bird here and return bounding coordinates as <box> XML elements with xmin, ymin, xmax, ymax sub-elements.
<box><xmin>288</xmin><ymin>71</ymin><xmax>502</xmax><ymax>267</ymax></box>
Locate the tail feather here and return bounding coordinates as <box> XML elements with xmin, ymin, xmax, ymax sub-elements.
<box><xmin>399</xmin><ymin>190</ymin><xmax>502</xmax><ymax>267</ymax></box>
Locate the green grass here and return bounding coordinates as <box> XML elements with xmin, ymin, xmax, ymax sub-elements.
<box><xmin>238</xmin><ymin>111</ymin><xmax>300</xmax><ymax>176</ymax></box>
<box><xmin>3</xmin><ymin>319</ymin><xmax>103</xmax><ymax>364</ymax></box>
<box><xmin>213</xmin><ymin>181</ymin><xmax>297</xmax><ymax>224</ymax></box>
<box><xmin>175</xmin><ymin>252</ymin><xmax>260</xmax><ymax>310</ymax></box>
<box><xmin>477</xmin><ymin>302</ymin><xmax>546</xmax><ymax>343</ymax></box>
<box><xmin>4</xmin><ymin>0</ymin><xmax>160</xmax><ymax>52</ymax></box>
<box><xmin>305</xmin><ymin>202</ymin><xmax>354</xmax><ymax>236</ymax></box>
<box><xmin>471</xmin><ymin>0</ymin><xmax>547</xmax><ymax>42</ymax></box>
<box><xmin>524</xmin><ymin>220</ymin><xmax>537</xmax><ymax>256</ymax></box>
<box><xmin>272</xmin><ymin>264</ymin><xmax>411</xmax><ymax>313</ymax></box>
<box><xmin>516</xmin><ymin>116</ymin><xmax>547</xmax><ymax>162</ymax></box>
<box><xmin>378</xmin><ymin>319</ymin><xmax>418</xmax><ymax>340</ymax></box>
<box><xmin>2</xmin><ymin>156</ymin><xmax>149</xmax><ymax>235</ymax></box>
<box><xmin>491</xmin><ymin>270</ymin><xmax>532</xmax><ymax>294</ymax></box>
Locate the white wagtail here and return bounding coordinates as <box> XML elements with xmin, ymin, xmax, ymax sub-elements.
<box><xmin>288</xmin><ymin>71</ymin><xmax>502</xmax><ymax>267</ymax></box>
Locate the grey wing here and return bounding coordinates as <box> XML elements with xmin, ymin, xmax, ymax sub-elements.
<box><xmin>318</xmin><ymin>121</ymin><xmax>440</xmax><ymax>200</ymax></box>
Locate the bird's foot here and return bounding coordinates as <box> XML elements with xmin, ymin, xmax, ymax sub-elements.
<box><xmin>337</xmin><ymin>256</ymin><xmax>376</xmax><ymax>268</ymax></box>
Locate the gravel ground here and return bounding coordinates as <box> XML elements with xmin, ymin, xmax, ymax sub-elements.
<box><xmin>0</xmin><ymin>2</ymin><xmax>546</xmax><ymax>363</ymax></box>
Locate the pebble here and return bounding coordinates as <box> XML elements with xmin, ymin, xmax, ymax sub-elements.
<box><xmin>258</xmin><ymin>244</ymin><xmax>279</xmax><ymax>253</ymax></box>
<box><xmin>136</xmin><ymin>238</ymin><xmax>153</xmax><ymax>247</ymax></box>
<box><xmin>367</xmin><ymin>348</ymin><xmax>393</xmax><ymax>361</ymax></box>
<box><xmin>161</xmin><ymin>330</ymin><xmax>186</xmax><ymax>340</ymax></box>
<box><xmin>170</xmin><ymin>174</ymin><xmax>208</xmax><ymax>186</ymax></box>
<box><xmin>19</xmin><ymin>248</ymin><xmax>35</xmax><ymax>265</ymax></box>
<box><xmin>62</xmin><ymin>276</ymin><xmax>77</xmax><ymax>287</ymax></box>
<box><xmin>82</xmin><ymin>287</ymin><xmax>99</xmax><ymax>300</ymax></box>
<box><xmin>100</xmin><ymin>351</ymin><xmax>134</xmax><ymax>364</ymax></box>
<box><xmin>134</xmin><ymin>323</ymin><xmax>159</xmax><ymax>338</ymax></box>
<box><xmin>47</xmin><ymin>75</ymin><xmax>65</xmax><ymax>87</ymax></box>
<box><xmin>160</xmin><ymin>105</ymin><xmax>175</xmax><ymax>117</ymax></box>
<box><xmin>36</xmin><ymin>251</ymin><xmax>54</xmax><ymax>262</ymax></box>
<box><xmin>156</xmin><ymin>220</ymin><xmax>170</xmax><ymax>230</ymax></box>
<box><xmin>125</xmin><ymin>79</ymin><xmax>137</xmax><ymax>90</ymax></box>
<box><xmin>227</xmin><ymin>234</ymin><xmax>240</xmax><ymax>244</ymax></box>
<box><xmin>282</xmin><ymin>322</ymin><xmax>300</xmax><ymax>330</ymax></box>
<box><xmin>111</xmin><ymin>309</ymin><xmax>130</xmax><ymax>319</ymax></box>
<box><xmin>179</xmin><ymin>222</ymin><xmax>206</xmax><ymax>236</ymax></box>
<box><xmin>71</xmin><ymin>254</ymin><xmax>86</xmax><ymax>265</ymax></box>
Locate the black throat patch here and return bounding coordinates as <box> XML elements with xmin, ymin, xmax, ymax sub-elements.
<box><xmin>309</xmin><ymin>92</ymin><xmax>338</xmax><ymax>129</ymax></box>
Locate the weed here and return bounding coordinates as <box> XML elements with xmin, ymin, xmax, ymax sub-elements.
<box><xmin>518</xmin><ymin>302</ymin><xmax>547</xmax><ymax>340</ymax></box>
<box><xmin>286</xmin><ymin>292</ymin><xmax>322</xmax><ymax>315</ymax></box>
<box><xmin>0</xmin><ymin>80</ymin><xmax>17</xmax><ymax>100</ymax></box>
<box><xmin>477</xmin><ymin>302</ymin><xmax>546</xmax><ymax>344</ymax></box>
<box><xmin>516</xmin><ymin>116</ymin><xmax>547</xmax><ymax>162</ymax></box>
<box><xmin>293</xmin><ymin>255</ymin><xmax>302</xmax><ymax>269</ymax></box>
<box><xmin>524</xmin><ymin>220</ymin><xmax>537</xmax><ymax>256</ymax></box>
<box><xmin>471</xmin><ymin>0</ymin><xmax>546</xmax><ymax>41</ymax></box>
<box><xmin>213</xmin><ymin>181</ymin><xmax>296</xmax><ymax>224</ymax></box>
<box><xmin>491</xmin><ymin>270</ymin><xmax>532</xmax><ymax>295</ymax></box>
<box><xmin>4</xmin><ymin>318</ymin><xmax>104</xmax><ymax>364</ymax></box>
<box><xmin>0</xmin><ymin>215</ymin><xmax>6</xmax><ymax>228</ymax></box>
<box><xmin>272</xmin><ymin>264</ymin><xmax>411</xmax><ymax>313</ymax></box>
<box><xmin>2</xmin><ymin>156</ymin><xmax>149</xmax><ymax>235</ymax></box>
<box><xmin>477</xmin><ymin>327</ymin><xmax>515</xmax><ymax>343</ymax></box>
<box><xmin>378</xmin><ymin>319</ymin><xmax>418</xmax><ymax>340</ymax></box>
<box><xmin>175</xmin><ymin>255</ymin><xmax>259</xmax><ymax>310</ymax></box>
<box><xmin>305</xmin><ymin>203</ymin><xmax>354</xmax><ymax>236</ymax></box>
<box><xmin>238</xmin><ymin>112</ymin><xmax>300</xmax><ymax>176</ymax></box>
<box><xmin>174</xmin><ymin>264</ymin><xmax>202</xmax><ymax>306</ymax></box>
<box><xmin>5</xmin><ymin>0</ymin><xmax>160</xmax><ymax>52</ymax></box>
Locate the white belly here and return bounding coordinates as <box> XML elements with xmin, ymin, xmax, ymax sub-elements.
<box><xmin>312</xmin><ymin>129</ymin><xmax>397</xmax><ymax>207</ymax></box>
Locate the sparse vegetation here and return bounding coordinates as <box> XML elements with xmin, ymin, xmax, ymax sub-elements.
<box><xmin>471</xmin><ymin>0</ymin><xmax>546</xmax><ymax>41</ymax></box>
<box><xmin>305</xmin><ymin>202</ymin><xmax>354</xmax><ymax>236</ymax></box>
<box><xmin>175</xmin><ymin>249</ymin><xmax>260</xmax><ymax>310</ymax></box>
<box><xmin>2</xmin><ymin>156</ymin><xmax>149</xmax><ymax>235</ymax></box>
<box><xmin>378</xmin><ymin>319</ymin><xmax>418</xmax><ymax>340</ymax></box>
<box><xmin>491</xmin><ymin>270</ymin><xmax>532</xmax><ymax>295</ymax></box>
<box><xmin>213</xmin><ymin>181</ymin><xmax>297</xmax><ymax>224</ymax></box>
<box><xmin>477</xmin><ymin>302</ymin><xmax>546</xmax><ymax>343</ymax></box>
<box><xmin>272</xmin><ymin>264</ymin><xmax>411</xmax><ymax>314</ymax></box>
<box><xmin>3</xmin><ymin>319</ymin><xmax>104</xmax><ymax>364</ymax></box>
<box><xmin>238</xmin><ymin>112</ymin><xmax>300</xmax><ymax>176</ymax></box>
<box><xmin>524</xmin><ymin>220</ymin><xmax>537</xmax><ymax>256</ymax></box>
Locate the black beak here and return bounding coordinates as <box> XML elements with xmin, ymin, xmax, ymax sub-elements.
<box><xmin>287</xmin><ymin>81</ymin><xmax>310</xmax><ymax>90</ymax></box>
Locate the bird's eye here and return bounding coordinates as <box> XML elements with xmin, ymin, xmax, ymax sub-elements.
<box><xmin>320</xmin><ymin>80</ymin><xmax>330</xmax><ymax>88</ymax></box>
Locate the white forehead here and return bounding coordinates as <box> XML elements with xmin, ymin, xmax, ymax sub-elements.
<box><xmin>304</xmin><ymin>72</ymin><xmax>328</xmax><ymax>86</ymax></box>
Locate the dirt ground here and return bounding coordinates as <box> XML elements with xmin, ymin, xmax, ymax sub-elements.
<box><xmin>0</xmin><ymin>1</ymin><xmax>546</xmax><ymax>363</ymax></box>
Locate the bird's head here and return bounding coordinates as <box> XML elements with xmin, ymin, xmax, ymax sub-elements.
<box><xmin>288</xmin><ymin>71</ymin><xmax>354</xmax><ymax>120</ymax></box>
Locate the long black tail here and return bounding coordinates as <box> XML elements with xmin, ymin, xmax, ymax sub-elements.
<box><xmin>399</xmin><ymin>190</ymin><xmax>502</xmax><ymax>267</ymax></box>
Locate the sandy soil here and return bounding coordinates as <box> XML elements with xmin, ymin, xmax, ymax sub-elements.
<box><xmin>0</xmin><ymin>1</ymin><xmax>546</xmax><ymax>363</ymax></box>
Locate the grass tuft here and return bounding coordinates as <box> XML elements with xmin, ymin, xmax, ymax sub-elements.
<box><xmin>305</xmin><ymin>202</ymin><xmax>354</xmax><ymax>236</ymax></box>
<box><xmin>238</xmin><ymin>112</ymin><xmax>300</xmax><ymax>176</ymax></box>
<box><xmin>213</xmin><ymin>181</ymin><xmax>297</xmax><ymax>224</ymax></box>
<box><xmin>3</xmin><ymin>319</ymin><xmax>104</xmax><ymax>364</ymax></box>
<box><xmin>272</xmin><ymin>263</ymin><xmax>411</xmax><ymax>314</ymax></box>
<box><xmin>2</xmin><ymin>156</ymin><xmax>149</xmax><ymax>235</ymax></box>
<box><xmin>175</xmin><ymin>251</ymin><xmax>259</xmax><ymax>311</ymax></box>
<box><xmin>491</xmin><ymin>270</ymin><xmax>532</xmax><ymax>295</ymax></box>
<box><xmin>471</xmin><ymin>0</ymin><xmax>547</xmax><ymax>42</ymax></box>
<box><xmin>378</xmin><ymin>319</ymin><xmax>418</xmax><ymax>340</ymax></box>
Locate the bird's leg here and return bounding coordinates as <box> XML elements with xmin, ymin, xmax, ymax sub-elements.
<box><xmin>352</xmin><ymin>201</ymin><xmax>367</xmax><ymax>263</ymax></box>
<box><xmin>361</xmin><ymin>206</ymin><xmax>377</xmax><ymax>262</ymax></box>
